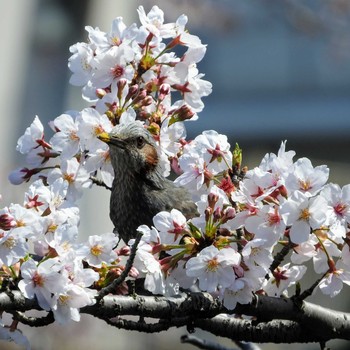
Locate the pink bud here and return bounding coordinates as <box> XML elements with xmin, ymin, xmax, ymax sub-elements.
<box><xmin>117</xmin><ymin>245</ymin><xmax>131</xmax><ymax>256</ymax></box>
<box><xmin>141</xmin><ymin>95</ymin><xmax>154</xmax><ymax>107</ymax></box>
<box><xmin>8</xmin><ymin>167</ymin><xmax>40</xmax><ymax>185</ymax></box>
<box><xmin>208</xmin><ymin>193</ymin><xmax>218</xmax><ymax>210</ymax></box>
<box><xmin>158</xmin><ymin>83</ymin><xmax>171</xmax><ymax>101</ymax></box>
<box><xmin>0</xmin><ymin>213</ymin><xmax>15</xmax><ymax>231</ymax></box>
<box><xmin>126</xmin><ymin>84</ymin><xmax>139</xmax><ymax>101</ymax></box>
<box><xmin>117</xmin><ymin>79</ymin><xmax>127</xmax><ymax>100</ymax></box>
<box><xmin>205</xmin><ymin>207</ymin><xmax>212</xmax><ymax>221</ymax></box>
<box><xmin>213</xmin><ymin>207</ymin><xmax>222</xmax><ymax>222</ymax></box>
<box><xmin>221</xmin><ymin>207</ymin><xmax>236</xmax><ymax>223</ymax></box>
<box><xmin>132</xmin><ymin>89</ymin><xmax>147</xmax><ymax>104</ymax></box>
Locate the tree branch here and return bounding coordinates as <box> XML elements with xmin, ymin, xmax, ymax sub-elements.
<box><xmin>2</xmin><ymin>290</ymin><xmax>350</xmax><ymax>343</ymax></box>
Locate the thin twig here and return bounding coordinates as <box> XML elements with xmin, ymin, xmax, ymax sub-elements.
<box><xmin>13</xmin><ymin>311</ymin><xmax>55</xmax><ymax>327</ymax></box>
<box><xmin>293</xmin><ymin>273</ymin><xmax>327</xmax><ymax>302</ymax></box>
<box><xmin>269</xmin><ymin>240</ymin><xmax>295</xmax><ymax>273</ymax></box>
<box><xmin>90</xmin><ymin>176</ymin><xmax>111</xmax><ymax>190</ymax></box>
<box><xmin>97</xmin><ymin>231</ymin><xmax>143</xmax><ymax>300</ymax></box>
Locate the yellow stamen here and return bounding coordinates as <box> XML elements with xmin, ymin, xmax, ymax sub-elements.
<box><xmin>206</xmin><ymin>257</ymin><xmax>219</xmax><ymax>272</ymax></box>
<box><xmin>91</xmin><ymin>244</ymin><xmax>103</xmax><ymax>257</ymax></box>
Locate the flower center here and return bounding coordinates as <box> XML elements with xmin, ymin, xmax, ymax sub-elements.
<box><xmin>299</xmin><ymin>208</ymin><xmax>310</xmax><ymax>221</ymax></box>
<box><xmin>334</xmin><ymin>203</ymin><xmax>347</xmax><ymax>216</ymax></box>
<box><xmin>63</xmin><ymin>173</ymin><xmax>75</xmax><ymax>184</ymax></box>
<box><xmin>206</xmin><ymin>257</ymin><xmax>219</xmax><ymax>272</ymax></box>
<box><xmin>3</xmin><ymin>236</ymin><xmax>16</xmax><ymax>249</ymax></box>
<box><xmin>91</xmin><ymin>244</ymin><xmax>103</xmax><ymax>256</ymax></box>
<box><xmin>69</xmin><ymin>131</ymin><xmax>79</xmax><ymax>141</ymax></box>
<box><xmin>299</xmin><ymin>179</ymin><xmax>312</xmax><ymax>192</ymax></box>
<box><xmin>111</xmin><ymin>36</ymin><xmax>122</xmax><ymax>46</ymax></box>
<box><xmin>112</xmin><ymin>65</ymin><xmax>124</xmax><ymax>78</ymax></box>
<box><xmin>94</xmin><ymin>125</ymin><xmax>105</xmax><ymax>136</ymax></box>
<box><xmin>268</xmin><ymin>211</ymin><xmax>281</xmax><ymax>226</ymax></box>
<box><xmin>59</xmin><ymin>294</ymin><xmax>70</xmax><ymax>305</ymax></box>
<box><xmin>33</xmin><ymin>271</ymin><xmax>44</xmax><ymax>287</ymax></box>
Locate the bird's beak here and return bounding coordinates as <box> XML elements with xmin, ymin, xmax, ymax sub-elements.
<box><xmin>97</xmin><ymin>132</ymin><xmax>126</xmax><ymax>149</ymax></box>
<box><xmin>97</xmin><ymin>132</ymin><xmax>111</xmax><ymax>143</ymax></box>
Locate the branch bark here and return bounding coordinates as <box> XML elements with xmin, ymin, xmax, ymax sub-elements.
<box><xmin>1</xmin><ymin>290</ymin><xmax>350</xmax><ymax>343</ymax></box>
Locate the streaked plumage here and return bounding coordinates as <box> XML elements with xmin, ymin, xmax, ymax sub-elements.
<box><xmin>98</xmin><ymin>121</ymin><xmax>197</xmax><ymax>243</ymax></box>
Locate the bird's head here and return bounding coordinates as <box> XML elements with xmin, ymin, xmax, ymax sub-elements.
<box><xmin>98</xmin><ymin>121</ymin><xmax>160</xmax><ymax>176</ymax></box>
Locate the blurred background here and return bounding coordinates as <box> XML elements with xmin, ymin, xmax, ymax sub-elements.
<box><xmin>1</xmin><ymin>0</ymin><xmax>350</xmax><ymax>349</ymax></box>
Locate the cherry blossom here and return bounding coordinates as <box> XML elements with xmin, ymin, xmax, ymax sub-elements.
<box><xmin>51</xmin><ymin>256</ymin><xmax>98</xmax><ymax>324</ymax></box>
<box><xmin>285</xmin><ymin>157</ymin><xmax>329</xmax><ymax>197</ymax></box>
<box><xmin>186</xmin><ymin>245</ymin><xmax>240</xmax><ymax>293</ymax></box>
<box><xmin>0</xmin><ymin>321</ymin><xmax>30</xmax><ymax>350</ymax></box>
<box><xmin>263</xmin><ymin>263</ymin><xmax>307</xmax><ymax>297</ymax></box>
<box><xmin>91</xmin><ymin>45</ymin><xmax>135</xmax><ymax>88</ymax></box>
<box><xmin>194</xmin><ymin>130</ymin><xmax>232</xmax><ymax>173</ymax></box>
<box><xmin>318</xmin><ymin>261</ymin><xmax>350</xmax><ymax>298</ymax></box>
<box><xmin>16</xmin><ymin>116</ymin><xmax>45</xmax><ymax>155</ymax></box>
<box><xmin>0</xmin><ymin>230</ymin><xmax>28</xmax><ymax>266</ymax></box>
<box><xmin>50</xmin><ymin>112</ymin><xmax>81</xmax><ymax>160</ymax></box>
<box><xmin>76</xmin><ymin>232</ymin><xmax>118</xmax><ymax>268</ymax></box>
<box><xmin>47</xmin><ymin>158</ymin><xmax>92</xmax><ymax>202</ymax></box>
<box><xmin>18</xmin><ymin>258</ymin><xmax>67</xmax><ymax>310</ymax></box>
<box><xmin>76</xmin><ymin>108</ymin><xmax>113</xmax><ymax>152</ymax></box>
<box><xmin>153</xmin><ymin>209</ymin><xmax>189</xmax><ymax>245</ymax></box>
<box><xmin>244</xmin><ymin>204</ymin><xmax>286</xmax><ymax>242</ymax></box>
<box><xmin>280</xmin><ymin>191</ymin><xmax>328</xmax><ymax>244</ymax></box>
<box><xmin>68</xmin><ymin>42</ymin><xmax>94</xmax><ymax>86</ymax></box>
<box><xmin>320</xmin><ymin>183</ymin><xmax>350</xmax><ymax>239</ymax></box>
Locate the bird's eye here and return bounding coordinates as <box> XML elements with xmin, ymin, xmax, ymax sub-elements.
<box><xmin>136</xmin><ymin>136</ymin><xmax>145</xmax><ymax>148</ymax></box>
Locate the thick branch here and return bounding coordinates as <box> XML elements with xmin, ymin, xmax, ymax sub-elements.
<box><xmin>2</xmin><ymin>291</ymin><xmax>350</xmax><ymax>343</ymax></box>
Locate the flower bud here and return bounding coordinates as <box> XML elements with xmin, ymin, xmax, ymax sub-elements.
<box><xmin>169</xmin><ymin>104</ymin><xmax>195</xmax><ymax>126</ymax></box>
<box><xmin>125</xmin><ymin>84</ymin><xmax>139</xmax><ymax>101</ymax></box>
<box><xmin>205</xmin><ymin>207</ymin><xmax>213</xmax><ymax>222</ymax></box>
<box><xmin>117</xmin><ymin>79</ymin><xmax>128</xmax><ymax>100</ymax></box>
<box><xmin>0</xmin><ymin>212</ymin><xmax>15</xmax><ymax>231</ymax></box>
<box><xmin>158</xmin><ymin>83</ymin><xmax>171</xmax><ymax>101</ymax></box>
<box><xmin>96</xmin><ymin>88</ymin><xmax>107</xmax><ymax>99</ymax></box>
<box><xmin>213</xmin><ymin>207</ymin><xmax>222</xmax><ymax>222</ymax></box>
<box><xmin>232</xmin><ymin>143</ymin><xmax>242</xmax><ymax>170</ymax></box>
<box><xmin>221</xmin><ymin>207</ymin><xmax>236</xmax><ymax>223</ymax></box>
<box><xmin>141</xmin><ymin>95</ymin><xmax>153</xmax><ymax>107</ymax></box>
<box><xmin>8</xmin><ymin>167</ymin><xmax>40</xmax><ymax>185</ymax></box>
<box><xmin>170</xmin><ymin>157</ymin><xmax>182</xmax><ymax>175</ymax></box>
<box><xmin>117</xmin><ymin>245</ymin><xmax>131</xmax><ymax>256</ymax></box>
<box><xmin>208</xmin><ymin>193</ymin><xmax>218</xmax><ymax>210</ymax></box>
<box><xmin>132</xmin><ymin>89</ymin><xmax>147</xmax><ymax>105</ymax></box>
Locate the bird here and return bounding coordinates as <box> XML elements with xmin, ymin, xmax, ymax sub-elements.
<box><xmin>97</xmin><ymin>121</ymin><xmax>197</xmax><ymax>244</ymax></box>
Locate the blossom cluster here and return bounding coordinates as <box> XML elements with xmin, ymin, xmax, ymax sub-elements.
<box><xmin>1</xmin><ymin>5</ymin><xmax>350</xmax><ymax>347</ymax></box>
<box><xmin>2</xmin><ymin>5</ymin><xmax>212</xmax><ymax>331</ymax></box>
<box><xmin>10</xmin><ymin>5</ymin><xmax>211</xmax><ymax>188</ymax></box>
<box><xmin>132</xmin><ymin>139</ymin><xmax>350</xmax><ymax>308</ymax></box>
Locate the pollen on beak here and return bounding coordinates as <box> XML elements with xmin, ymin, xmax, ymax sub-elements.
<box><xmin>97</xmin><ymin>132</ymin><xmax>111</xmax><ymax>143</ymax></box>
<box><xmin>97</xmin><ymin>132</ymin><xmax>127</xmax><ymax>148</ymax></box>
